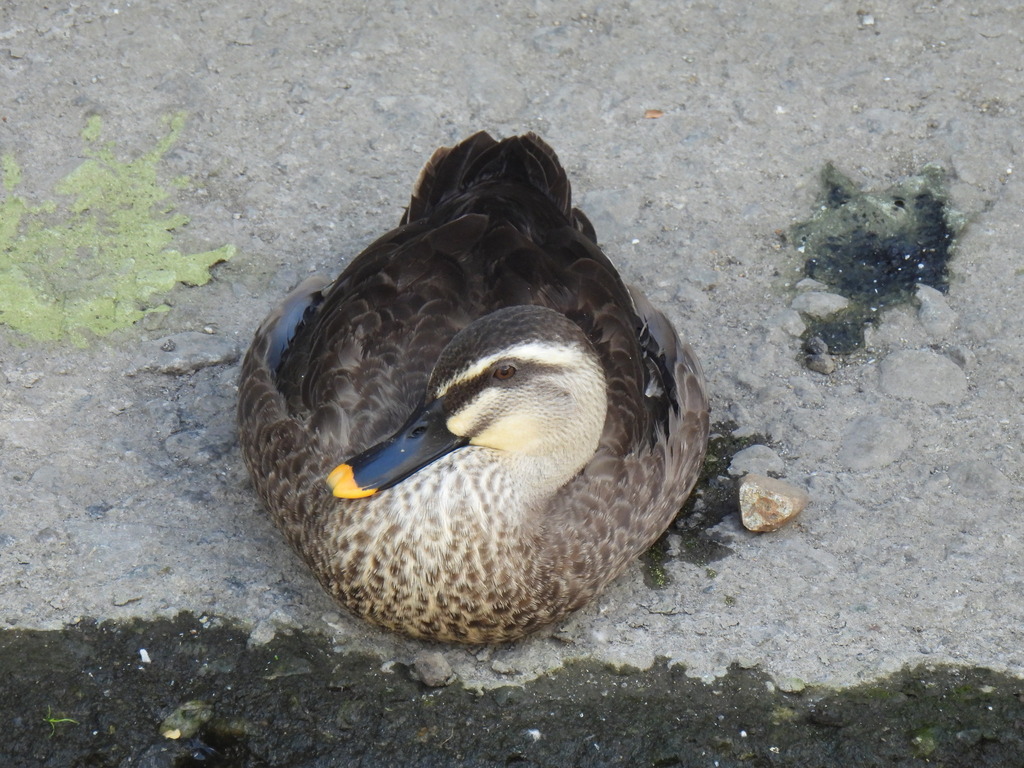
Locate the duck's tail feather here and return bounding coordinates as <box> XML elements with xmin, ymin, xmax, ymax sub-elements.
<box><xmin>256</xmin><ymin>275</ymin><xmax>331</xmax><ymax>375</ymax></box>
<box><xmin>403</xmin><ymin>132</ymin><xmax>575</xmax><ymax>225</ymax></box>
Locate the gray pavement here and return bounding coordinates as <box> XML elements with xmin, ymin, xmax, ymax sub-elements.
<box><xmin>1</xmin><ymin>1</ymin><xmax>1021</xmax><ymax>691</ymax></box>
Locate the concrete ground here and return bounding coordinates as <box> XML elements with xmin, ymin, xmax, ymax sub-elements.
<box><xmin>1</xmin><ymin>0</ymin><xmax>1021</xmax><ymax>694</ymax></box>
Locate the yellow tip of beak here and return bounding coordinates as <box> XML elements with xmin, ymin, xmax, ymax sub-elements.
<box><xmin>327</xmin><ymin>463</ymin><xmax>377</xmax><ymax>499</ymax></box>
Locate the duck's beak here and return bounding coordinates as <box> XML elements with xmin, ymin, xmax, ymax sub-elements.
<box><xmin>327</xmin><ymin>398</ymin><xmax>468</xmax><ymax>499</ymax></box>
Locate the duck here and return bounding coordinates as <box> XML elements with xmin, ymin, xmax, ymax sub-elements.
<box><xmin>237</xmin><ymin>132</ymin><xmax>709</xmax><ymax>643</ymax></box>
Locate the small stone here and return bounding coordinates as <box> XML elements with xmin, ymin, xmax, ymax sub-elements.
<box><xmin>33</xmin><ymin>527</ymin><xmax>62</xmax><ymax>544</ymax></box>
<box><xmin>802</xmin><ymin>337</ymin><xmax>836</xmax><ymax>373</ymax></box>
<box><xmin>916</xmin><ymin>284</ymin><xmax>957</xmax><ymax>339</ymax></box>
<box><xmin>729</xmin><ymin>445</ymin><xmax>784</xmax><ymax>477</ymax></box>
<box><xmin>30</xmin><ymin>465</ymin><xmax>63</xmax><ymax>489</ymax></box>
<box><xmin>320</xmin><ymin>611</ymin><xmax>347</xmax><ymax>631</ymax></box>
<box><xmin>739</xmin><ymin>474</ymin><xmax>809</xmax><ymax>532</ymax></box>
<box><xmin>879</xmin><ymin>349</ymin><xmax>968</xmax><ymax>405</ymax></box>
<box><xmin>945</xmin><ymin>346</ymin><xmax>975</xmax><ymax>370</ymax></box>
<box><xmin>664</xmin><ymin>533</ymin><xmax>683</xmax><ymax>558</ymax></box>
<box><xmin>948</xmin><ymin>460</ymin><xmax>1012</xmax><ymax>499</ymax></box>
<box><xmin>794</xmin><ymin>278</ymin><xmax>828</xmax><ymax>292</ymax></box>
<box><xmin>805</xmin><ymin>352</ymin><xmax>836</xmax><ymax>375</ymax></box>
<box><xmin>791</xmin><ymin>291</ymin><xmax>851</xmax><ymax>319</ymax></box>
<box><xmin>787</xmin><ymin>376</ymin><xmax>823</xmax><ymax>406</ymax></box>
<box><xmin>804</xmin><ymin>336</ymin><xmax>829</xmax><ymax>356</ymax></box>
<box><xmin>412</xmin><ymin>650</ymin><xmax>455</xmax><ymax>687</ymax></box>
<box><xmin>490</xmin><ymin>659</ymin><xmax>517</xmax><ymax>675</ymax></box>
<box><xmin>778</xmin><ymin>677</ymin><xmax>807</xmax><ymax>693</ymax></box>
<box><xmin>772</xmin><ymin>309</ymin><xmax>806</xmax><ymax>337</ymax></box>
<box><xmin>839</xmin><ymin>415</ymin><xmax>912</xmax><ymax>470</ymax></box>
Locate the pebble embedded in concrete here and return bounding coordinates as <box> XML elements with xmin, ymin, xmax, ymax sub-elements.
<box><xmin>839</xmin><ymin>415</ymin><xmax>913</xmax><ymax>471</ymax></box>
<box><xmin>773</xmin><ymin>309</ymin><xmax>807</xmax><ymax>337</ymax></box>
<box><xmin>739</xmin><ymin>474</ymin><xmax>809</xmax><ymax>532</ymax></box>
<box><xmin>948</xmin><ymin>460</ymin><xmax>1012</xmax><ymax>499</ymax></box>
<box><xmin>794</xmin><ymin>278</ymin><xmax>828</xmax><ymax>292</ymax></box>
<box><xmin>777</xmin><ymin>677</ymin><xmax>807</xmax><ymax>693</ymax></box>
<box><xmin>803</xmin><ymin>336</ymin><xmax>836</xmax><ymax>374</ymax></box>
<box><xmin>791</xmin><ymin>291</ymin><xmax>851</xmax><ymax>319</ymax></box>
<box><xmin>729</xmin><ymin>445</ymin><xmax>784</xmax><ymax>477</ymax></box>
<box><xmin>916</xmin><ymin>284</ymin><xmax>957</xmax><ymax>340</ymax></box>
<box><xmin>30</xmin><ymin>465</ymin><xmax>63</xmax><ymax>489</ymax></box>
<box><xmin>805</xmin><ymin>355</ymin><xmax>836</xmax><ymax>375</ymax></box>
<box><xmin>879</xmin><ymin>349</ymin><xmax>968</xmax><ymax>405</ymax></box>
<box><xmin>412</xmin><ymin>650</ymin><xmax>455</xmax><ymax>687</ymax></box>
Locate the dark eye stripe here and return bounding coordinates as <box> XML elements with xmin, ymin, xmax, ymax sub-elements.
<box><xmin>444</xmin><ymin>367</ymin><xmax>496</xmax><ymax>415</ymax></box>
<box><xmin>444</xmin><ymin>358</ymin><xmax>572</xmax><ymax>415</ymax></box>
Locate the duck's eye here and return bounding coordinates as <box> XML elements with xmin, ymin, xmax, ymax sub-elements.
<box><xmin>493</xmin><ymin>364</ymin><xmax>517</xmax><ymax>381</ymax></box>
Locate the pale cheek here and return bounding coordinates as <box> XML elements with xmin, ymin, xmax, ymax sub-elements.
<box><xmin>471</xmin><ymin>417</ymin><xmax>542</xmax><ymax>452</ymax></box>
<box><xmin>446</xmin><ymin>394</ymin><xmax>494</xmax><ymax>437</ymax></box>
<box><xmin>446</xmin><ymin>411</ymin><xmax>473</xmax><ymax>437</ymax></box>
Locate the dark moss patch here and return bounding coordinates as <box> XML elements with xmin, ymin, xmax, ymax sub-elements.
<box><xmin>3</xmin><ymin>614</ymin><xmax>1023</xmax><ymax>767</ymax></box>
<box><xmin>643</xmin><ymin>422</ymin><xmax>771</xmax><ymax>584</ymax></box>
<box><xmin>679</xmin><ymin>422</ymin><xmax>770</xmax><ymax>556</ymax></box>
<box><xmin>640</xmin><ymin>543</ymin><xmax>671</xmax><ymax>589</ymax></box>
<box><xmin>790</xmin><ymin>163</ymin><xmax>964</xmax><ymax>354</ymax></box>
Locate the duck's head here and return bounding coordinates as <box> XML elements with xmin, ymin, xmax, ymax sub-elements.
<box><xmin>327</xmin><ymin>305</ymin><xmax>608</xmax><ymax>499</ymax></box>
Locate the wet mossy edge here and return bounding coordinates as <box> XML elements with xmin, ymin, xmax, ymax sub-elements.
<box><xmin>788</xmin><ymin>162</ymin><xmax>965</xmax><ymax>356</ymax></box>
<box><xmin>3</xmin><ymin>613</ymin><xmax>1022</xmax><ymax>767</ymax></box>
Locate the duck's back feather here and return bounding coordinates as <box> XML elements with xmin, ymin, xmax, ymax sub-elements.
<box><xmin>266</xmin><ymin>133</ymin><xmax>674</xmax><ymax>459</ymax></box>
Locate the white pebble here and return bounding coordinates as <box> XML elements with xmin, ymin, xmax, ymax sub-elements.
<box><xmin>739</xmin><ymin>474</ymin><xmax>809</xmax><ymax>532</ymax></box>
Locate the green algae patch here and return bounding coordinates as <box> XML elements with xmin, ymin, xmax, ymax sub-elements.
<box><xmin>0</xmin><ymin>114</ymin><xmax>233</xmax><ymax>345</ymax></box>
<box><xmin>2</xmin><ymin>154</ymin><xmax>22</xmax><ymax>191</ymax></box>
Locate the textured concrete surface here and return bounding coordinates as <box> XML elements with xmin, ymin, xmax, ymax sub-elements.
<box><xmin>2</xmin><ymin>1</ymin><xmax>1021</xmax><ymax>691</ymax></box>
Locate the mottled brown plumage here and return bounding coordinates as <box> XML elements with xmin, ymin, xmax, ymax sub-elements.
<box><xmin>237</xmin><ymin>132</ymin><xmax>709</xmax><ymax>643</ymax></box>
